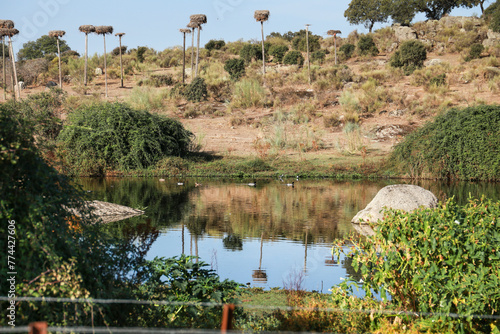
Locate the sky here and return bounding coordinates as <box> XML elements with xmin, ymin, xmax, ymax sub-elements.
<box><xmin>3</xmin><ymin>0</ymin><xmax>484</xmax><ymax>58</ymax></box>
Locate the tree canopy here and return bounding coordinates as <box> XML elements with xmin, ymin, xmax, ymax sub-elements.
<box><xmin>344</xmin><ymin>0</ymin><xmax>390</xmax><ymax>32</ymax></box>
<box><xmin>17</xmin><ymin>35</ymin><xmax>71</xmax><ymax>61</ymax></box>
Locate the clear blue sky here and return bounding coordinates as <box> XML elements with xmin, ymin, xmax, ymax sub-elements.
<box><xmin>4</xmin><ymin>0</ymin><xmax>483</xmax><ymax>58</ymax></box>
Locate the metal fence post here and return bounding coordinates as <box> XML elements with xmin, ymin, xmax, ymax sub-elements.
<box><xmin>221</xmin><ymin>304</ymin><xmax>235</xmax><ymax>333</ymax></box>
<box><xmin>29</xmin><ymin>322</ymin><xmax>48</xmax><ymax>334</ymax></box>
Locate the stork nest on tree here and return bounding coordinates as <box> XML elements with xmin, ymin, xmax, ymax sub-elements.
<box><xmin>187</xmin><ymin>21</ymin><xmax>199</xmax><ymax>29</ymax></box>
<box><xmin>79</xmin><ymin>25</ymin><xmax>95</xmax><ymax>34</ymax></box>
<box><xmin>180</xmin><ymin>28</ymin><xmax>191</xmax><ymax>34</ymax></box>
<box><xmin>327</xmin><ymin>30</ymin><xmax>342</xmax><ymax>36</ymax></box>
<box><xmin>0</xmin><ymin>20</ymin><xmax>14</xmax><ymax>29</ymax></box>
<box><xmin>189</xmin><ymin>14</ymin><xmax>207</xmax><ymax>25</ymax></box>
<box><xmin>115</xmin><ymin>32</ymin><xmax>125</xmax><ymax>37</ymax></box>
<box><xmin>0</xmin><ymin>28</ymin><xmax>19</xmax><ymax>38</ymax></box>
<box><xmin>49</xmin><ymin>30</ymin><xmax>66</xmax><ymax>38</ymax></box>
<box><xmin>254</xmin><ymin>10</ymin><xmax>270</xmax><ymax>22</ymax></box>
<box><xmin>95</xmin><ymin>26</ymin><xmax>114</xmax><ymax>35</ymax></box>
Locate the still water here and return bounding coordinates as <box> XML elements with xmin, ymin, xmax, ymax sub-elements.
<box><xmin>78</xmin><ymin>177</ymin><xmax>500</xmax><ymax>292</ymax></box>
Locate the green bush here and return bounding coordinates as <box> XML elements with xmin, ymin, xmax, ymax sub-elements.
<box><xmin>283</xmin><ymin>50</ymin><xmax>304</xmax><ymax>65</ymax></box>
<box><xmin>58</xmin><ymin>102</ymin><xmax>193</xmax><ymax>174</ymax></box>
<box><xmin>485</xmin><ymin>0</ymin><xmax>500</xmax><ymax>32</ymax></box>
<box><xmin>390</xmin><ymin>40</ymin><xmax>427</xmax><ymax>74</ymax></box>
<box><xmin>357</xmin><ymin>35</ymin><xmax>378</xmax><ymax>56</ymax></box>
<box><xmin>185</xmin><ymin>77</ymin><xmax>208</xmax><ymax>102</ymax></box>
<box><xmin>112</xmin><ymin>45</ymin><xmax>127</xmax><ymax>56</ymax></box>
<box><xmin>390</xmin><ymin>104</ymin><xmax>500</xmax><ymax>180</ymax></box>
<box><xmin>140</xmin><ymin>74</ymin><xmax>174</xmax><ymax>87</ymax></box>
<box><xmin>339</xmin><ymin>43</ymin><xmax>356</xmax><ymax>59</ymax></box>
<box><xmin>466</xmin><ymin>43</ymin><xmax>484</xmax><ymax>61</ymax></box>
<box><xmin>136</xmin><ymin>46</ymin><xmax>148</xmax><ymax>63</ymax></box>
<box><xmin>429</xmin><ymin>73</ymin><xmax>446</xmax><ymax>86</ymax></box>
<box><xmin>224</xmin><ymin>58</ymin><xmax>246</xmax><ymax>80</ymax></box>
<box><xmin>269</xmin><ymin>44</ymin><xmax>289</xmax><ymax>63</ymax></box>
<box><xmin>204</xmin><ymin>39</ymin><xmax>226</xmax><ymax>51</ymax></box>
<box><xmin>240</xmin><ymin>43</ymin><xmax>264</xmax><ymax>64</ymax></box>
<box><xmin>311</xmin><ymin>50</ymin><xmax>326</xmax><ymax>63</ymax></box>
<box><xmin>291</xmin><ymin>34</ymin><xmax>321</xmax><ymax>52</ymax></box>
<box><xmin>333</xmin><ymin>197</ymin><xmax>500</xmax><ymax>333</ymax></box>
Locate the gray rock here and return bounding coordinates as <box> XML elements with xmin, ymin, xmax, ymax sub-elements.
<box><xmin>393</xmin><ymin>25</ymin><xmax>417</xmax><ymax>42</ymax></box>
<box><xmin>425</xmin><ymin>59</ymin><xmax>444</xmax><ymax>67</ymax></box>
<box><xmin>351</xmin><ymin>185</ymin><xmax>438</xmax><ymax>236</ymax></box>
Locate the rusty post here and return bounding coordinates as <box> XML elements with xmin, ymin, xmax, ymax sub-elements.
<box><xmin>29</xmin><ymin>322</ymin><xmax>48</xmax><ymax>334</ymax></box>
<box><xmin>221</xmin><ymin>304</ymin><xmax>235</xmax><ymax>333</ymax></box>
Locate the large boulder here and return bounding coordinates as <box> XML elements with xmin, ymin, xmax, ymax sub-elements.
<box><xmin>351</xmin><ymin>185</ymin><xmax>438</xmax><ymax>236</ymax></box>
<box><xmin>393</xmin><ymin>24</ymin><xmax>417</xmax><ymax>42</ymax></box>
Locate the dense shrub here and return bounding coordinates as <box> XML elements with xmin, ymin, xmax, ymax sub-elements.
<box><xmin>485</xmin><ymin>0</ymin><xmax>500</xmax><ymax>32</ymax></box>
<box><xmin>58</xmin><ymin>102</ymin><xmax>193</xmax><ymax>174</ymax></box>
<box><xmin>339</xmin><ymin>43</ymin><xmax>356</xmax><ymax>59</ymax></box>
<box><xmin>224</xmin><ymin>58</ymin><xmax>246</xmax><ymax>80</ymax></box>
<box><xmin>466</xmin><ymin>43</ymin><xmax>484</xmax><ymax>61</ymax></box>
<box><xmin>269</xmin><ymin>44</ymin><xmax>289</xmax><ymax>63</ymax></box>
<box><xmin>140</xmin><ymin>74</ymin><xmax>175</xmax><ymax>87</ymax></box>
<box><xmin>390</xmin><ymin>39</ymin><xmax>427</xmax><ymax>74</ymax></box>
<box><xmin>283</xmin><ymin>50</ymin><xmax>304</xmax><ymax>65</ymax></box>
<box><xmin>112</xmin><ymin>45</ymin><xmax>127</xmax><ymax>56</ymax></box>
<box><xmin>240</xmin><ymin>44</ymin><xmax>262</xmax><ymax>64</ymax></box>
<box><xmin>357</xmin><ymin>35</ymin><xmax>378</xmax><ymax>56</ymax></box>
<box><xmin>291</xmin><ymin>34</ymin><xmax>321</xmax><ymax>52</ymax></box>
<box><xmin>136</xmin><ymin>46</ymin><xmax>148</xmax><ymax>63</ymax></box>
<box><xmin>390</xmin><ymin>104</ymin><xmax>500</xmax><ymax>180</ymax></box>
<box><xmin>311</xmin><ymin>50</ymin><xmax>326</xmax><ymax>63</ymax></box>
<box><xmin>185</xmin><ymin>77</ymin><xmax>208</xmax><ymax>102</ymax></box>
<box><xmin>205</xmin><ymin>39</ymin><xmax>226</xmax><ymax>51</ymax></box>
<box><xmin>333</xmin><ymin>197</ymin><xmax>500</xmax><ymax>333</ymax></box>
<box><xmin>429</xmin><ymin>73</ymin><xmax>446</xmax><ymax>86</ymax></box>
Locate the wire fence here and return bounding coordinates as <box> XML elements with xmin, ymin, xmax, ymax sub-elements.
<box><xmin>1</xmin><ymin>296</ymin><xmax>499</xmax><ymax>334</ymax></box>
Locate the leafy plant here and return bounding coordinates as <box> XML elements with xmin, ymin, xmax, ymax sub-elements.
<box><xmin>240</xmin><ymin>43</ymin><xmax>268</xmax><ymax>64</ymax></box>
<box><xmin>58</xmin><ymin>102</ymin><xmax>194</xmax><ymax>174</ymax></box>
<box><xmin>269</xmin><ymin>44</ymin><xmax>289</xmax><ymax>63</ymax></box>
<box><xmin>339</xmin><ymin>43</ymin><xmax>356</xmax><ymax>59</ymax></box>
<box><xmin>390</xmin><ymin>40</ymin><xmax>427</xmax><ymax>75</ymax></box>
<box><xmin>185</xmin><ymin>77</ymin><xmax>208</xmax><ymax>102</ymax></box>
<box><xmin>466</xmin><ymin>43</ymin><xmax>484</xmax><ymax>61</ymax></box>
<box><xmin>357</xmin><ymin>35</ymin><xmax>378</xmax><ymax>56</ymax></box>
<box><xmin>231</xmin><ymin>78</ymin><xmax>267</xmax><ymax>108</ymax></box>
<box><xmin>224</xmin><ymin>58</ymin><xmax>246</xmax><ymax>80</ymax></box>
<box><xmin>332</xmin><ymin>197</ymin><xmax>500</xmax><ymax>333</ymax></box>
<box><xmin>390</xmin><ymin>104</ymin><xmax>500</xmax><ymax>180</ymax></box>
<box><xmin>429</xmin><ymin>73</ymin><xmax>446</xmax><ymax>87</ymax></box>
<box><xmin>311</xmin><ymin>50</ymin><xmax>326</xmax><ymax>64</ymax></box>
<box><xmin>205</xmin><ymin>39</ymin><xmax>226</xmax><ymax>51</ymax></box>
<box><xmin>283</xmin><ymin>50</ymin><xmax>304</xmax><ymax>65</ymax></box>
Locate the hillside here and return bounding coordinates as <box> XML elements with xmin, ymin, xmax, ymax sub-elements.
<box><xmin>3</xmin><ymin>16</ymin><xmax>500</xmax><ymax>164</ymax></box>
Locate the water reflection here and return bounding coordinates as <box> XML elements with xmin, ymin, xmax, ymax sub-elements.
<box><xmin>79</xmin><ymin>177</ymin><xmax>500</xmax><ymax>291</ymax></box>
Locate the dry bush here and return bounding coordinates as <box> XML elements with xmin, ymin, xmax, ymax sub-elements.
<box><xmin>17</xmin><ymin>58</ymin><xmax>49</xmax><ymax>86</ymax></box>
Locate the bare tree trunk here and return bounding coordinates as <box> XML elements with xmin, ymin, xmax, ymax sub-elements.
<box><xmin>84</xmin><ymin>33</ymin><xmax>89</xmax><ymax>87</ymax></box>
<box><xmin>182</xmin><ymin>32</ymin><xmax>186</xmax><ymax>85</ymax></box>
<box><xmin>103</xmin><ymin>35</ymin><xmax>108</xmax><ymax>98</ymax></box>
<box><xmin>8</xmin><ymin>37</ymin><xmax>18</xmax><ymax>101</ymax></box>
<box><xmin>57</xmin><ymin>38</ymin><xmax>63</xmax><ymax>89</ymax></box>
<box><xmin>195</xmin><ymin>27</ymin><xmax>200</xmax><ymax>77</ymax></box>
<box><xmin>119</xmin><ymin>36</ymin><xmax>124</xmax><ymax>88</ymax></box>
<box><xmin>2</xmin><ymin>37</ymin><xmax>6</xmax><ymax>100</ymax></box>
<box><xmin>260</xmin><ymin>22</ymin><xmax>266</xmax><ymax>75</ymax></box>
<box><xmin>190</xmin><ymin>27</ymin><xmax>195</xmax><ymax>81</ymax></box>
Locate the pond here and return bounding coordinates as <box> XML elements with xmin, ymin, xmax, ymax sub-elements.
<box><xmin>78</xmin><ymin>177</ymin><xmax>500</xmax><ymax>292</ymax></box>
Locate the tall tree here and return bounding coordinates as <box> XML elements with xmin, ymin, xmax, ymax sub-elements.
<box><xmin>344</xmin><ymin>0</ymin><xmax>390</xmax><ymax>32</ymax></box>
<box><xmin>17</xmin><ymin>35</ymin><xmax>71</xmax><ymax>61</ymax></box>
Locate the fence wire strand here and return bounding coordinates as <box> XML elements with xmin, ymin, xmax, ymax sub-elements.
<box><xmin>1</xmin><ymin>296</ymin><xmax>499</xmax><ymax>320</ymax></box>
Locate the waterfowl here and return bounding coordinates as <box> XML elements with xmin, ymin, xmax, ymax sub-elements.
<box><xmin>195</xmin><ymin>182</ymin><xmax>202</xmax><ymax>187</ymax></box>
<box><xmin>286</xmin><ymin>182</ymin><xmax>295</xmax><ymax>187</ymax></box>
<box><xmin>247</xmin><ymin>180</ymin><xmax>257</xmax><ymax>187</ymax></box>
<box><xmin>177</xmin><ymin>182</ymin><xmax>184</xmax><ymax>186</ymax></box>
<box><xmin>159</xmin><ymin>178</ymin><xmax>165</xmax><ymax>182</ymax></box>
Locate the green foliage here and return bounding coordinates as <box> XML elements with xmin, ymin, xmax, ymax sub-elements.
<box><xmin>390</xmin><ymin>104</ymin><xmax>500</xmax><ymax>180</ymax></box>
<box><xmin>344</xmin><ymin>0</ymin><xmax>389</xmax><ymax>32</ymax></box>
<box><xmin>466</xmin><ymin>43</ymin><xmax>485</xmax><ymax>61</ymax></box>
<box><xmin>269</xmin><ymin>44</ymin><xmax>289</xmax><ymax>63</ymax></box>
<box><xmin>390</xmin><ymin>39</ymin><xmax>427</xmax><ymax>74</ymax></box>
<box><xmin>231</xmin><ymin>78</ymin><xmax>267</xmax><ymax>108</ymax></box>
<box><xmin>224</xmin><ymin>58</ymin><xmax>246</xmax><ymax>80</ymax></box>
<box><xmin>136</xmin><ymin>46</ymin><xmax>148</xmax><ymax>63</ymax></box>
<box><xmin>485</xmin><ymin>0</ymin><xmax>500</xmax><ymax>32</ymax></box>
<box><xmin>112</xmin><ymin>45</ymin><xmax>127</xmax><ymax>56</ymax></box>
<box><xmin>132</xmin><ymin>255</ymin><xmax>241</xmax><ymax>328</ymax></box>
<box><xmin>240</xmin><ymin>44</ymin><xmax>263</xmax><ymax>64</ymax></box>
<box><xmin>291</xmin><ymin>32</ymin><xmax>321</xmax><ymax>52</ymax></box>
<box><xmin>357</xmin><ymin>35</ymin><xmax>379</xmax><ymax>56</ymax></box>
<box><xmin>17</xmin><ymin>35</ymin><xmax>71</xmax><ymax>61</ymax></box>
<box><xmin>283</xmin><ymin>50</ymin><xmax>304</xmax><ymax>65</ymax></box>
<box><xmin>205</xmin><ymin>39</ymin><xmax>226</xmax><ymax>51</ymax></box>
<box><xmin>339</xmin><ymin>43</ymin><xmax>356</xmax><ymax>59</ymax></box>
<box><xmin>185</xmin><ymin>77</ymin><xmax>208</xmax><ymax>102</ymax></box>
<box><xmin>140</xmin><ymin>74</ymin><xmax>175</xmax><ymax>87</ymax></box>
<box><xmin>333</xmin><ymin>197</ymin><xmax>500</xmax><ymax>333</ymax></box>
<box><xmin>58</xmin><ymin>102</ymin><xmax>193</xmax><ymax>174</ymax></box>
<box><xmin>311</xmin><ymin>50</ymin><xmax>326</xmax><ymax>64</ymax></box>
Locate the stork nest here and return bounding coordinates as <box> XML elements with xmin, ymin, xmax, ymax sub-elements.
<box><xmin>187</xmin><ymin>21</ymin><xmax>199</xmax><ymax>29</ymax></box>
<box><xmin>0</xmin><ymin>28</ymin><xmax>19</xmax><ymax>38</ymax></box>
<box><xmin>327</xmin><ymin>30</ymin><xmax>342</xmax><ymax>36</ymax></box>
<box><xmin>0</xmin><ymin>20</ymin><xmax>14</xmax><ymax>29</ymax></box>
<box><xmin>190</xmin><ymin>14</ymin><xmax>207</xmax><ymax>25</ymax></box>
<box><xmin>79</xmin><ymin>25</ymin><xmax>96</xmax><ymax>34</ymax></box>
<box><xmin>95</xmin><ymin>26</ymin><xmax>114</xmax><ymax>35</ymax></box>
<box><xmin>254</xmin><ymin>10</ymin><xmax>270</xmax><ymax>22</ymax></box>
<box><xmin>115</xmin><ymin>32</ymin><xmax>125</xmax><ymax>37</ymax></box>
<box><xmin>180</xmin><ymin>28</ymin><xmax>191</xmax><ymax>34</ymax></box>
<box><xmin>49</xmin><ymin>30</ymin><xmax>66</xmax><ymax>38</ymax></box>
